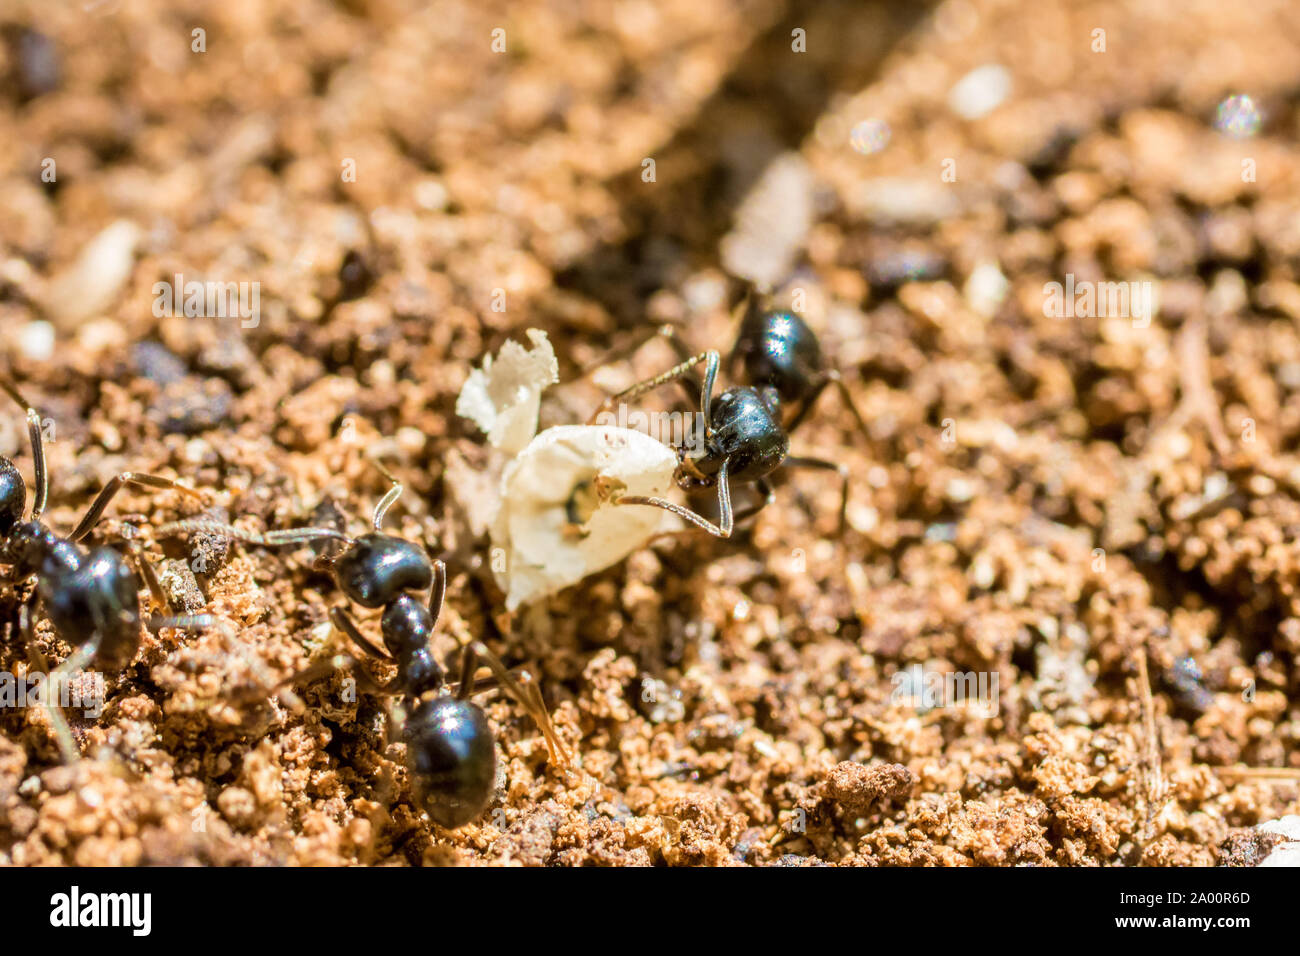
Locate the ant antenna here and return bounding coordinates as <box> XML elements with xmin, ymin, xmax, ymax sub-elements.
<box><xmin>368</xmin><ymin>457</ymin><xmax>404</xmax><ymax>531</ymax></box>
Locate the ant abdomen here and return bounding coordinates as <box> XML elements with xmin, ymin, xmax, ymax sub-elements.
<box><xmin>404</xmin><ymin>696</ymin><xmax>497</xmax><ymax>828</ymax></box>
<box><xmin>333</xmin><ymin>532</ymin><xmax>433</xmax><ymax>608</ymax></box>
<box><xmin>732</xmin><ymin>309</ymin><xmax>823</xmax><ymax>406</ymax></box>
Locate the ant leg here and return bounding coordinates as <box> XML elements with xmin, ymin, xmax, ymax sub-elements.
<box><xmin>428</xmin><ymin>559</ymin><xmax>446</xmax><ymax>628</ymax></box>
<box><xmin>330</xmin><ymin>606</ymin><xmax>392</xmax><ymax>661</ymax></box>
<box><xmin>729</xmin><ymin>476</ymin><xmax>774</xmax><ymax>527</ymax></box>
<box><xmin>68</xmin><ymin>473</ymin><xmax>205</xmax><ymax>543</ymax></box>
<box><xmin>784</xmin><ymin>455</ymin><xmax>850</xmax><ymax>532</ymax></box>
<box><xmin>216</xmin><ymin>647</ymin><xmax>394</xmax><ymax>710</ymax></box>
<box><xmin>618</xmin><ymin>459</ymin><xmax>734</xmax><ymax>537</ymax></box>
<box><xmin>155</xmin><ymin>520</ymin><xmax>354</xmax><ymax>549</ymax></box>
<box><xmin>449</xmin><ymin>669</ymin><xmax>526</xmax><ymax>697</ymax></box>
<box><xmin>41</xmin><ymin>633</ymin><xmax>103</xmax><ymax>762</ymax></box>
<box><xmin>121</xmin><ymin>536</ymin><xmax>217</xmax><ymax>626</ymax></box>
<box><xmin>0</xmin><ymin>377</ymin><xmax>48</xmax><ymax>519</ymax></box>
<box><xmin>19</xmin><ymin>593</ymin><xmax>51</xmax><ymax>674</ymax></box>
<box><xmin>584</xmin><ymin>323</ymin><xmax>706</xmax><ymax>406</ymax></box>
<box><xmin>459</xmin><ymin>641</ymin><xmax>570</xmax><ymax>767</ymax></box>
<box><xmin>147</xmin><ymin>614</ymin><xmax>215</xmax><ymax>633</ymax></box>
<box><xmin>587</xmin><ymin>350</ymin><xmax>720</xmax><ymax>428</ymax></box>
<box><xmin>119</xmin><ymin>537</ymin><xmax>170</xmax><ymax>614</ymax></box>
<box><xmin>784</xmin><ymin>370</ymin><xmax>873</xmax><ymax>442</ymax></box>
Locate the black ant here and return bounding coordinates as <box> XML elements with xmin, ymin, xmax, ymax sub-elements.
<box><xmin>0</xmin><ymin>378</ymin><xmax>211</xmax><ymax>759</ymax></box>
<box><xmin>585</xmin><ymin>294</ymin><xmax>872</xmax><ymax>537</ymax></box>
<box><xmin>157</xmin><ymin>465</ymin><xmax>569</xmax><ymax>828</ymax></box>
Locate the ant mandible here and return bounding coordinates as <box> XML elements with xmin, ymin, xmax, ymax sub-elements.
<box><xmin>0</xmin><ymin>378</ymin><xmax>210</xmax><ymax>759</ymax></box>
<box><xmin>157</xmin><ymin>464</ymin><xmax>569</xmax><ymax>828</ymax></box>
<box><xmin>586</xmin><ymin>293</ymin><xmax>873</xmax><ymax>537</ymax></box>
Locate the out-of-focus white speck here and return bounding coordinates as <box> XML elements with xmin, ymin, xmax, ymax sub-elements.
<box><xmin>964</xmin><ymin>260</ymin><xmax>1009</xmax><ymax>318</ymax></box>
<box><xmin>43</xmin><ymin>220</ymin><xmax>142</xmax><ymax>329</ymax></box>
<box><xmin>948</xmin><ymin>64</ymin><xmax>1012</xmax><ymax>120</ymax></box>
<box><xmin>414</xmin><ymin>178</ymin><xmax>449</xmax><ymax>211</ymax></box>
<box><xmin>849</xmin><ymin>118</ymin><xmax>891</xmax><ymax>155</ymax></box>
<box><xmin>19</xmin><ymin>320</ymin><xmax>55</xmax><ymax>361</ymax></box>
<box><xmin>719</xmin><ymin>152</ymin><xmax>814</xmax><ymax>290</ymax></box>
<box><xmin>1214</xmin><ymin>94</ymin><xmax>1262</xmax><ymax>139</ymax></box>
<box><xmin>855</xmin><ymin>178</ymin><xmax>959</xmax><ymax>226</ymax></box>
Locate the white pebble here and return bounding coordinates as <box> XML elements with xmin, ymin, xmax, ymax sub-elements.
<box><xmin>948</xmin><ymin>64</ymin><xmax>1012</xmax><ymax>120</ymax></box>
<box><xmin>19</xmin><ymin>320</ymin><xmax>55</xmax><ymax>361</ymax></box>
<box><xmin>964</xmin><ymin>261</ymin><xmax>1009</xmax><ymax>318</ymax></box>
<box><xmin>43</xmin><ymin>220</ymin><xmax>142</xmax><ymax>328</ymax></box>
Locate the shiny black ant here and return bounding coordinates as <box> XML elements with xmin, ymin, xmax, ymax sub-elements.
<box><xmin>585</xmin><ymin>295</ymin><xmax>872</xmax><ymax>537</ymax></box>
<box><xmin>157</xmin><ymin>466</ymin><xmax>568</xmax><ymax>828</ymax></box>
<box><xmin>0</xmin><ymin>378</ymin><xmax>211</xmax><ymax>759</ymax></box>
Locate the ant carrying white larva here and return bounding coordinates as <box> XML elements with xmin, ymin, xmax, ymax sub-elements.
<box><xmin>585</xmin><ymin>294</ymin><xmax>873</xmax><ymax>537</ymax></box>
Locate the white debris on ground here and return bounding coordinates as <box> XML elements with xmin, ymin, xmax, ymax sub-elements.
<box><xmin>492</xmin><ymin>424</ymin><xmax>678</xmax><ymax>610</ymax></box>
<box><xmin>42</xmin><ymin>219</ymin><xmax>142</xmax><ymax>329</ymax></box>
<box><xmin>18</xmin><ymin>320</ymin><xmax>55</xmax><ymax>361</ymax></box>
<box><xmin>947</xmin><ymin>63</ymin><xmax>1012</xmax><ymax>120</ymax></box>
<box><xmin>455</xmin><ymin>328</ymin><xmax>558</xmax><ymax>455</ymax></box>
<box><xmin>719</xmin><ymin>152</ymin><xmax>815</xmax><ymax>290</ymax></box>
<box><xmin>1256</xmin><ymin>815</ymin><xmax>1300</xmax><ymax>866</ymax></box>
<box><xmin>457</xmin><ymin>330</ymin><xmax>683</xmax><ymax>609</ymax></box>
<box><xmin>964</xmin><ymin>260</ymin><xmax>1009</xmax><ymax>318</ymax></box>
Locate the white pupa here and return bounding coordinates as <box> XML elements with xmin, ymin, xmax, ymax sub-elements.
<box><xmin>457</xmin><ymin>330</ymin><xmax>681</xmax><ymax>608</ymax></box>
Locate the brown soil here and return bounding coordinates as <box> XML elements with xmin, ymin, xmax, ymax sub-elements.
<box><xmin>1</xmin><ymin>0</ymin><xmax>1299</xmax><ymax>866</ymax></box>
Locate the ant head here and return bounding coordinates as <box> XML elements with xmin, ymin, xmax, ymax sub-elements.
<box><xmin>732</xmin><ymin>308</ymin><xmax>823</xmax><ymax>406</ymax></box>
<box><xmin>0</xmin><ymin>457</ymin><xmax>26</xmax><ymax>535</ymax></box>
<box><xmin>404</xmin><ymin>695</ymin><xmax>497</xmax><ymax>828</ymax></box>
<box><xmin>685</xmin><ymin>387</ymin><xmax>789</xmax><ymax>485</ymax></box>
<box><xmin>333</xmin><ymin>532</ymin><xmax>433</xmax><ymax>609</ymax></box>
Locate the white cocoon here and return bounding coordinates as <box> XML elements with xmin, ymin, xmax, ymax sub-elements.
<box><xmin>492</xmin><ymin>424</ymin><xmax>679</xmax><ymax>609</ymax></box>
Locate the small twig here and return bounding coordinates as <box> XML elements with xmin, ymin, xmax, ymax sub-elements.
<box><xmin>1134</xmin><ymin>647</ymin><xmax>1170</xmax><ymax>861</ymax></box>
<box><xmin>1214</xmin><ymin>766</ymin><xmax>1300</xmax><ymax>782</ymax></box>
<box><xmin>1165</xmin><ymin>314</ymin><xmax>1231</xmax><ymax>458</ymax></box>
